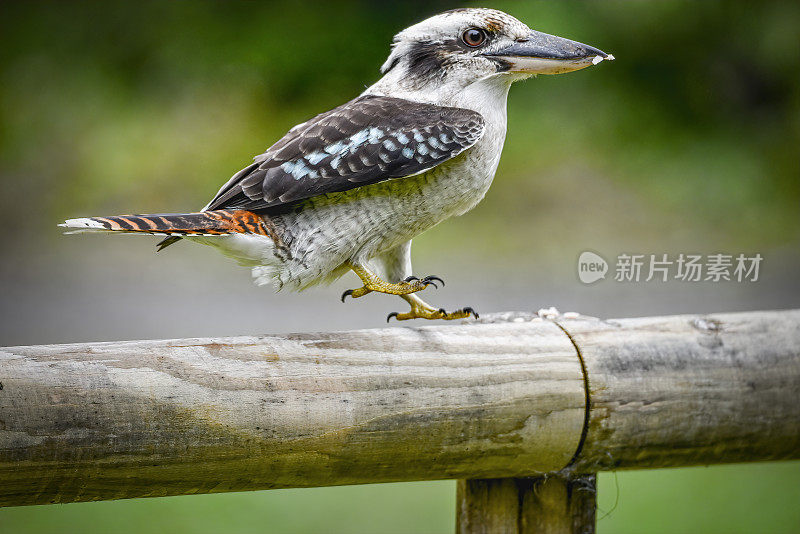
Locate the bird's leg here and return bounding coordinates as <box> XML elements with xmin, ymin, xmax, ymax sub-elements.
<box><xmin>387</xmin><ymin>293</ymin><xmax>478</xmax><ymax>321</ymax></box>
<box><xmin>341</xmin><ymin>262</ymin><xmax>442</xmax><ymax>301</ymax></box>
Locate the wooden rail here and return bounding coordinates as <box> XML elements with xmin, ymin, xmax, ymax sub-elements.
<box><xmin>2</xmin><ymin>309</ymin><xmax>799</xmax><ymax>533</ymax></box>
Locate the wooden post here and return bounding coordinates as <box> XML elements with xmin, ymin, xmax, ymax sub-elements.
<box><xmin>456</xmin><ymin>309</ymin><xmax>800</xmax><ymax>532</ymax></box>
<box><xmin>456</xmin><ymin>475</ymin><xmax>596</xmax><ymax>534</ymax></box>
<box><xmin>1</xmin><ymin>310</ymin><xmax>799</xmax><ymax>508</ymax></box>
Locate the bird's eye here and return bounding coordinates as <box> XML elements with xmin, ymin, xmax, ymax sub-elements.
<box><xmin>461</xmin><ymin>28</ymin><xmax>487</xmax><ymax>48</ymax></box>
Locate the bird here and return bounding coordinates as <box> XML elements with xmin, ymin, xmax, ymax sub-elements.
<box><xmin>59</xmin><ymin>8</ymin><xmax>613</xmax><ymax>322</ymax></box>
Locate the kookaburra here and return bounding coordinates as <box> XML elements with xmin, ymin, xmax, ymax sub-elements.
<box><xmin>61</xmin><ymin>8</ymin><xmax>612</xmax><ymax>321</ymax></box>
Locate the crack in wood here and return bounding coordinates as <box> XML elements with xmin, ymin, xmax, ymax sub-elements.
<box><xmin>553</xmin><ymin>320</ymin><xmax>592</xmax><ymax>472</ymax></box>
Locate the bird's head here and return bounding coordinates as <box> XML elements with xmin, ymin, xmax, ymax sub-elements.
<box><xmin>379</xmin><ymin>8</ymin><xmax>612</xmax><ymax>94</ymax></box>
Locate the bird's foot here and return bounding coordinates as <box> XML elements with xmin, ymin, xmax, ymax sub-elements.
<box><xmin>387</xmin><ymin>299</ymin><xmax>478</xmax><ymax>321</ymax></box>
<box><xmin>341</xmin><ymin>275</ymin><xmax>443</xmax><ymax>302</ymax></box>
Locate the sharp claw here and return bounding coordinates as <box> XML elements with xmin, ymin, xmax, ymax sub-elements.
<box><xmin>403</xmin><ymin>276</ymin><xmax>420</xmax><ymax>283</ymax></box>
<box><xmin>341</xmin><ymin>289</ymin><xmax>354</xmax><ymax>302</ymax></box>
<box><xmin>463</xmin><ymin>307</ymin><xmax>479</xmax><ymax>319</ymax></box>
<box><xmin>387</xmin><ymin>312</ymin><xmax>399</xmax><ymax>322</ymax></box>
<box><xmin>437</xmin><ymin>308</ymin><xmax>447</xmax><ymax>316</ymax></box>
<box><xmin>424</xmin><ymin>280</ymin><xmax>439</xmax><ymax>289</ymax></box>
<box><xmin>424</xmin><ymin>275</ymin><xmax>445</xmax><ymax>287</ymax></box>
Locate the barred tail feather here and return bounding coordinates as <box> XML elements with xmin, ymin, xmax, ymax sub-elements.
<box><xmin>58</xmin><ymin>210</ymin><xmax>273</xmax><ymax>250</ymax></box>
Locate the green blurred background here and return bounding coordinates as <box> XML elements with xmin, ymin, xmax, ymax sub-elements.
<box><xmin>1</xmin><ymin>1</ymin><xmax>798</xmax><ymax>533</ymax></box>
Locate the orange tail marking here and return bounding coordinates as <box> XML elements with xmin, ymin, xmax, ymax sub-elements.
<box><xmin>88</xmin><ymin>210</ymin><xmax>273</xmax><ymax>236</ymax></box>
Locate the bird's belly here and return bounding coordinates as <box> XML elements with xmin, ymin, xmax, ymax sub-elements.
<box><xmin>287</xmin><ymin>156</ymin><xmax>495</xmax><ymax>252</ymax></box>
<box><xmin>263</xmin><ymin>135</ymin><xmax>503</xmax><ymax>288</ymax></box>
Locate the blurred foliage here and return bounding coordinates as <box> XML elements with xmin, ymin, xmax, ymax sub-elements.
<box><xmin>1</xmin><ymin>0</ymin><xmax>798</xmax><ymax>260</ymax></box>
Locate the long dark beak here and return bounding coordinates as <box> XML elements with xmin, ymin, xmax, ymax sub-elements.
<box><xmin>483</xmin><ymin>30</ymin><xmax>614</xmax><ymax>74</ymax></box>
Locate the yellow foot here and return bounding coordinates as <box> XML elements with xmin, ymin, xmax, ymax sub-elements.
<box><xmin>341</xmin><ymin>274</ymin><xmax>444</xmax><ymax>302</ymax></box>
<box><xmin>387</xmin><ymin>296</ymin><xmax>478</xmax><ymax>322</ymax></box>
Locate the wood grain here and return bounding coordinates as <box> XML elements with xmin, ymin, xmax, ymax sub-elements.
<box><xmin>2</xmin><ymin>309</ymin><xmax>798</xmax><ymax>508</ymax></box>
<box><xmin>556</xmin><ymin>309</ymin><xmax>800</xmax><ymax>471</ymax></box>
<box><xmin>0</xmin><ymin>322</ymin><xmax>584</xmax><ymax>506</ymax></box>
